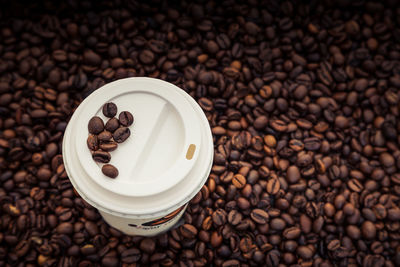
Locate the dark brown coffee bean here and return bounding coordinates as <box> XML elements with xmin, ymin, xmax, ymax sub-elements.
<box><xmin>56</xmin><ymin>222</ymin><xmax>73</xmax><ymax>235</ymax></box>
<box><xmin>88</xmin><ymin>116</ymin><xmax>104</xmax><ymax>134</ymax></box>
<box><xmin>87</xmin><ymin>134</ymin><xmax>98</xmax><ymax>151</ymax></box>
<box><xmin>99</xmin><ymin>141</ymin><xmax>118</xmax><ymax>152</ymax></box>
<box><xmin>286</xmin><ymin>166</ymin><xmax>300</xmax><ymax>183</ymax></box>
<box><xmin>98</xmin><ymin>131</ymin><xmax>113</xmax><ymax>142</ymax></box>
<box><xmin>92</xmin><ymin>150</ymin><xmax>111</xmax><ymax>163</ymax></box>
<box><xmin>102</xmin><ymin>102</ymin><xmax>117</xmax><ymax>118</ymax></box>
<box><xmin>327</xmin><ymin>239</ymin><xmax>340</xmax><ymax>251</ymax></box>
<box><xmin>212</xmin><ymin>209</ymin><xmax>227</xmax><ymax>226</ymax></box>
<box><xmin>297</xmin><ymin>246</ymin><xmax>313</xmax><ymax>260</ymax></box>
<box><xmin>84</xmin><ymin>50</ymin><xmax>101</xmax><ymax>66</ymax></box>
<box><xmin>266</xmin><ymin>250</ymin><xmax>280</xmax><ymax>266</ymax></box>
<box><xmin>304</xmin><ymin>137</ymin><xmax>321</xmax><ymax>151</ymax></box>
<box><xmin>139</xmin><ymin>238</ymin><xmax>155</xmax><ymax>254</ymax></box>
<box><xmin>380</xmin><ymin>152</ymin><xmax>395</xmax><ymax>167</ymax></box>
<box><xmin>270</xmin><ymin>218</ymin><xmax>286</xmax><ymax>230</ymax></box>
<box><xmin>283</xmin><ymin>227</ymin><xmax>301</xmax><ymax>239</ymax></box>
<box><xmin>113</xmin><ymin>127</ymin><xmax>131</xmax><ymax>143</ymax></box>
<box><xmin>198</xmin><ymin>98</ymin><xmax>213</xmax><ymax>111</ymax></box>
<box><xmin>361</xmin><ymin>221</ymin><xmax>376</xmax><ymax>239</ymax></box>
<box><xmin>254</xmin><ymin>116</ymin><xmax>268</xmax><ymax>130</ymax></box>
<box><xmin>222</xmin><ymin>259</ymin><xmax>240</xmax><ymax>267</ymax></box>
<box><xmin>105</xmin><ymin>118</ymin><xmax>120</xmax><ymax>132</ymax></box>
<box><xmin>270</xmin><ymin>119</ymin><xmax>288</xmax><ymax>132</ymax></box>
<box><xmin>118</xmin><ymin>111</ymin><xmax>134</xmax><ymax>126</ymax></box>
<box><xmin>347</xmin><ymin>220</ymin><xmax>362</xmax><ymax>238</ymax></box>
<box><xmin>343</xmin><ymin>203</ymin><xmax>355</xmax><ymax>216</ymax></box>
<box><xmin>121</xmin><ymin>248</ymin><xmax>141</xmax><ymax>263</ymax></box>
<box><xmin>267</xmin><ymin>178</ymin><xmax>280</xmax><ymax>195</ymax></box>
<box><xmin>102</xmin><ymin>164</ymin><xmax>118</xmax><ymax>178</ymax></box>
<box><xmin>250</xmin><ymin>209</ymin><xmax>269</xmax><ymax>224</ymax></box>
<box><xmin>15</xmin><ymin>239</ymin><xmax>30</xmax><ymax>257</ymax></box>
<box><xmin>347</xmin><ymin>179</ymin><xmax>363</xmax><ymax>192</ymax></box>
<box><xmin>335</xmin><ymin>116</ymin><xmax>349</xmax><ymax>128</ymax></box>
<box><xmin>227</xmin><ymin>210</ymin><xmax>242</xmax><ymax>226</ymax></box>
<box><xmin>180</xmin><ymin>224</ymin><xmax>197</xmax><ymax>239</ymax></box>
<box><xmin>139</xmin><ymin>50</ymin><xmax>155</xmax><ymax>64</ymax></box>
<box><xmin>388</xmin><ymin>208</ymin><xmax>400</xmax><ymax>220</ymax></box>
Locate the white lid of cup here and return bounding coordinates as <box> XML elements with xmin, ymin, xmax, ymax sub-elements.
<box><xmin>63</xmin><ymin>78</ymin><xmax>214</xmax><ymax>218</ymax></box>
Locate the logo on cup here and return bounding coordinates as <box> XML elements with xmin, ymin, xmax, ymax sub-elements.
<box><xmin>128</xmin><ymin>205</ymin><xmax>186</xmax><ymax>228</ymax></box>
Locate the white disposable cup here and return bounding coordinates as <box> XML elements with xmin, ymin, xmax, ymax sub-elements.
<box><xmin>62</xmin><ymin>77</ymin><xmax>213</xmax><ymax>236</ymax></box>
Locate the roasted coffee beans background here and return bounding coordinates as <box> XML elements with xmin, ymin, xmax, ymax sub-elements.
<box><xmin>1</xmin><ymin>0</ymin><xmax>400</xmax><ymax>266</ymax></box>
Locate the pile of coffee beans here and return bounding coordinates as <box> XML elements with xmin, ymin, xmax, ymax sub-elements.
<box><xmin>87</xmin><ymin>102</ymin><xmax>133</xmax><ymax>178</ymax></box>
<box><xmin>1</xmin><ymin>0</ymin><xmax>400</xmax><ymax>266</ymax></box>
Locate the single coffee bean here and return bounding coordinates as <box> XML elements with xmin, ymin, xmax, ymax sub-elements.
<box><xmin>286</xmin><ymin>166</ymin><xmax>300</xmax><ymax>183</ymax></box>
<box><xmin>92</xmin><ymin>150</ymin><xmax>111</xmax><ymax>163</ymax></box>
<box><xmin>283</xmin><ymin>227</ymin><xmax>301</xmax><ymax>239</ymax></box>
<box><xmin>119</xmin><ymin>111</ymin><xmax>134</xmax><ymax>126</ymax></box>
<box><xmin>88</xmin><ymin>116</ymin><xmax>104</xmax><ymax>134</ymax></box>
<box><xmin>343</xmin><ymin>203</ymin><xmax>355</xmax><ymax>215</ymax></box>
<box><xmin>15</xmin><ymin>240</ymin><xmax>30</xmax><ymax>257</ymax></box>
<box><xmin>227</xmin><ymin>210</ymin><xmax>242</xmax><ymax>226</ymax></box>
<box><xmin>202</xmin><ymin>216</ymin><xmax>212</xmax><ymax>230</ymax></box>
<box><xmin>250</xmin><ymin>209</ymin><xmax>269</xmax><ymax>224</ymax></box>
<box><xmin>297</xmin><ymin>246</ymin><xmax>313</xmax><ymax>260</ymax></box>
<box><xmin>266</xmin><ymin>250</ymin><xmax>280</xmax><ymax>266</ymax></box>
<box><xmin>180</xmin><ymin>224</ymin><xmax>198</xmax><ymax>239</ymax></box>
<box><xmin>264</xmin><ymin>135</ymin><xmax>277</xmax><ymax>147</ymax></box>
<box><xmin>212</xmin><ymin>209</ymin><xmax>227</xmax><ymax>226</ymax></box>
<box><xmin>361</xmin><ymin>221</ymin><xmax>376</xmax><ymax>239</ymax></box>
<box><xmin>102</xmin><ymin>102</ymin><xmax>117</xmax><ymax>118</ymax></box>
<box><xmin>346</xmin><ymin>225</ymin><xmax>361</xmax><ymax>239</ymax></box>
<box><xmin>139</xmin><ymin>238</ymin><xmax>156</xmax><ymax>254</ymax></box>
<box><xmin>105</xmin><ymin>118</ymin><xmax>120</xmax><ymax>132</ymax></box>
<box><xmin>254</xmin><ymin>116</ymin><xmax>268</xmax><ymax>130</ymax></box>
<box><xmin>222</xmin><ymin>259</ymin><xmax>240</xmax><ymax>267</ymax></box>
<box><xmin>232</xmin><ymin>174</ymin><xmax>246</xmax><ymax>188</ymax></box>
<box><xmin>270</xmin><ymin>218</ymin><xmax>286</xmax><ymax>230</ymax></box>
<box><xmin>335</xmin><ymin>115</ymin><xmax>349</xmax><ymax>128</ymax></box>
<box><xmin>267</xmin><ymin>178</ymin><xmax>280</xmax><ymax>195</ymax></box>
<box><xmin>102</xmin><ymin>164</ymin><xmax>118</xmax><ymax>178</ymax></box>
<box><xmin>270</xmin><ymin>119</ymin><xmax>288</xmax><ymax>132</ymax></box>
<box><xmin>198</xmin><ymin>98</ymin><xmax>213</xmax><ymax>111</ymax></box>
<box><xmin>113</xmin><ymin>127</ymin><xmax>131</xmax><ymax>143</ymax></box>
<box><xmin>87</xmin><ymin>134</ymin><xmax>98</xmax><ymax>151</ymax></box>
<box><xmin>99</xmin><ymin>141</ymin><xmax>118</xmax><ymax>152</ymax></box>
<box><xmin>388</xmin><ymin>208</ymin><xmax>400</xmax><ymax>220</ymax></box>
<box><xmin>379</xmin><ymin>152</ymin><xmax>395</xmax><ymax>167</ymax></box>
<box><xmin>327</xmin><ymin>239</ymin><xmax>341</xmax><ymax>251</ymax></box>
<box><xmin>289</xmin><ymin>140</ymin><xmax>304</xmax><ymax>153</ymax></box>
<box><xmin>382</xmin><ymin>122</ymin><xmax>397</xmax><ymax>140</ymax></box>
<box><xmin>56</xmin><ymin>222</ymin><xmax>73</xmax><ymax>235</ymax></box>
<box><xmin>98</xmin><ymin>131</ymin><xmax>113</xmax><ymax>142</ymax></box>
<box><xmin>347</xmin><ymin>179</ymin><xmax>363</xmax><ymax>192</ymax></box>
<box><xmin>303</xmin><ymin>137</ymin><xmax>321</xmax><ymax>151</ymax></box>
<box><xmin>120</xmin><ymin>248</ymin><xmax>141</xmax><ymax>263</ymax></box>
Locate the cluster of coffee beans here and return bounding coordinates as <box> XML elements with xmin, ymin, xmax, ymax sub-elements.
<box><xmin>1</xmin><ymin>0</ymin><xmax>400</xmax><ymax>266</ymax></box>
<box><xmin>87</xmin><ymin>102</ymin><xmax>133</xmax><ymax>178</ymax></box>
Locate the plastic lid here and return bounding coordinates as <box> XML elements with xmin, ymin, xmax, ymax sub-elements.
<box><xmin>63</xmin><ymin>78</ymin><xmax>214</xmax><ymax>218</ymax></box>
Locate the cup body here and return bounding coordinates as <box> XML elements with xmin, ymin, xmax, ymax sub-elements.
<box><xmin>62</xmin><ymin>77</ymin><xmax>213</xmax><ymax>236</ymax></box>
<box><xmin>99</xmin><ymin>204</ymin><xmax>188</xmax><ymax>236</ymax></box>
